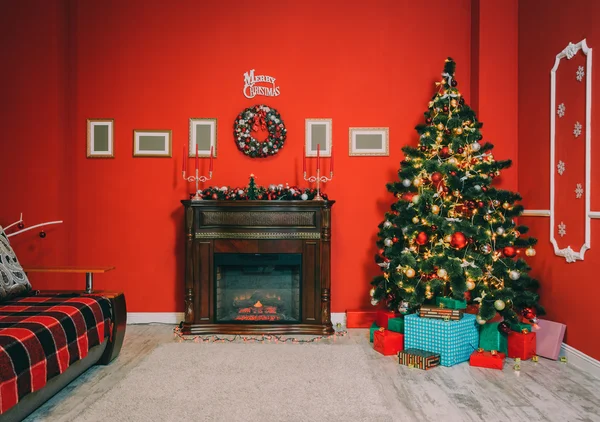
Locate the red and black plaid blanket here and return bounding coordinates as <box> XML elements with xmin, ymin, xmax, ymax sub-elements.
<box><xmin>0</xmin><ymin>294</ymin><xmax>112</xmax><ymax>414</ymax></box>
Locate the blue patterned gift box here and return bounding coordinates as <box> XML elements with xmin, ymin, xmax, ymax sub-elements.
<box><xmin>404</xmin><ymin>313</ymin><xmax>479</xmax><ymax>367</ymax></box>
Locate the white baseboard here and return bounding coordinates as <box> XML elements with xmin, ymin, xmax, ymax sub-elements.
<box><xmin>127</xmin><ymin>312</ymin><xmax>185</xmax><ymax>324</ymax></box>
<box><xmin>331</xmin><ymin>312</ymin><xmax>345</xmax><ymax>328</ymax></box>
<box><xmin>560</xmin><ymin>343</ymin><xmax>600</xmax><ymax>378</ymax></box>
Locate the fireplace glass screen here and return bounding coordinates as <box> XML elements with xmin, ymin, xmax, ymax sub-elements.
<box><xmin>215</xmin><ymin>253</ymin><xmax>301</xmax><ymax>323</ymax></box>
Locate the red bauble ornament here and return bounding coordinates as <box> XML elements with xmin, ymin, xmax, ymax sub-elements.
<box><xmin>464</xmin><ymin>291</ymin><xmax>471</xmax><ymax>301</ymax></box>
<box><xmin>392</xmin><ymin>236</ymin><xmax>398</xmax><ymax>243</ymax></box>
<box><xmin>426</xmin><ymin>117</ymin><xmax>432</xmax><ymax>124</ymax></box>
<box><xmin>498</xmin><ymin>321</ymin><xmax>511</xmax><ymax>334</ymax></box>
<box><xmin>457</xmin><ymin>147</ymin><xmax>464</xmax><ymax>154</ymax></box>
<box><xmin>440</xmin><ymin>147</ymin><xmax>450</xmax><ymax>158</ymax></box>
<box><xmin>431</xmin><ymin>172</ymin><xmax>443</xmax><ymax>183</ymax></box>
<box><xmin>416</xmin><ymin>231</ymin><xmax>428</xmax><ymax>245</ymax></box>
<box><xmin>450</xmin><ymin>171</ymin><xmax>457</xmax><ymax>176</ymax></box>
<box><xmin>378</xmin><ymin>249</ymin><xmax>385</xmax><ymax>255</ymax></box>
<box><xmin>503</xmin><ymin>246</ymin><xmax>517</xmax><ymax>258</ymax></box>
<box><xmin>478</xmin><ymin>201</ymin><xmax>485</xmax><ymax>208</ymax></box>
<box><xmin>212</xmin><ymin>193</ymin><xmax>218</xmax><ymax>200</ymax></box>
<box><xmin>450</xmin><ymin>232</ymin><xmax>467</xmax><ymax>249</ymax></box>
<box><xmin>402</xmin><ymin>192</ymin><xmax>415</xmax><ymax>202</ymax></box>
<box><xmin>431</xmin><ymin>225</ymin><xmax>437</xmax><ymax>231</ymax></box>
<box><xmin>521</xmin><ymin>307</ymin><xmax>536</xmax><ymax>320</ymax></box>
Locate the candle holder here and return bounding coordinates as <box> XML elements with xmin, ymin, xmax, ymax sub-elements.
<box><xmin>303</xmin><ymin>168</ymin><xmax>333</xmax><ymax>201</ymax></box>
<box><xmin>182</xmin><ymin>169</ymin><xmax>213</xmax><ymax>201</ymax></box>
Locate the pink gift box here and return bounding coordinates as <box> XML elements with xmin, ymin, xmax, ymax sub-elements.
<box><xmin>532</xmin><ymin>319</ymin><xmax>566</xmax><ymax>360</ymax></box>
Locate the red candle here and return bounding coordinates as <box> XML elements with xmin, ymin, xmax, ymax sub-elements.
<box><xmin>317</xmin><ymin>144</ymin><xmax>320</xmax><ymax>171</ymax></box>
<box><xmin>195</xmin><ymin>144</ymin><xmax>199</xmax><ymax>172</ymax></box>
<box><xmin>330</xmin><ymin>145</ymin><xmax>334</xmax><ymax>172</ymax></box>
<box><xmin>303</xmin><ymin>145</ymin><xmax>306</xmax><ymax>173</ymax></box>
<box><xmin>209</xmin><ymin>146</ymin><xmax>214</xmax><ymax>171</ymax></box>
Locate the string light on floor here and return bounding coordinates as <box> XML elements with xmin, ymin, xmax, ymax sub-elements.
<box><xmin>173</xmin><ymin>325</ymin><xmax>348</xmax><ymax>344</ymax></box>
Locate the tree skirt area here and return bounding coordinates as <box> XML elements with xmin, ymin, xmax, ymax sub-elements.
<box><xmin>76</xmin><ymin>342</ymin><xmax>392</xmax><ymax>421</ymax></box>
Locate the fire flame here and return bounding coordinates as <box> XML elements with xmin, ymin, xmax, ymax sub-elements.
<box><xmin>253</xmin><ymin>300</ymin><xmax>263</xmax><ymax>308</ymax></box>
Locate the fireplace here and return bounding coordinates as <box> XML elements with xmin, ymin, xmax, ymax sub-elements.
<box><xmin>215</xmin><ymin>253</ymin><xmax>301</xmax><ymax>323</ymax></box>
<box><xmin>181</xmin><ymin>200</ymin><xmax>335</xmax><ymax>335</ymax></box>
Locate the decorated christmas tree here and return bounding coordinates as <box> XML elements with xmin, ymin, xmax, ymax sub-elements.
<box><xmin>370</xmin><ymin>58</ymin><xmax>544</xmax><ymax>330</ymax></box>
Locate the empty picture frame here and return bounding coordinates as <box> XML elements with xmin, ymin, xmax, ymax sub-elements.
<box><xmin>349</xmin><ymin>127</ymin><xmax>389</xmax><ymax>156</ymax></box>
<box><xmin>305</xmin><ymin>118</ymin><xmax>332</xmax><ymax>157</ymax></box>
<box><xmin>133</xmin><ymin>130</ymin><xmax>172</xmax><ymax>157</ymax></box>
<box><xmin>189</xmin><ymin>118</ymin><xmax>217</xmax><ymax>157</ymax></box>
<box><xmin>87</xmin><ymin>119</ymin><xmax>114</xmax><ymax>158</ymax></box>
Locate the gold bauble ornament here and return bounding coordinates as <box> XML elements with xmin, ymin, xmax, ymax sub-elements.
<box><xmin>526</xmin><ymin>247</ymin><xmax>536</xmax><ymax>257</ymax></box>
<box><xmin>455</xmin><ymin>127</ymin><xmax>463</xmax><ymax>135</ymax></box>
<box><xmin>431</xmin><ymin>205</ymin><xmax>440</xmax><ymax>214</ymax></box>
<box><xmin>494</xmin><ymin>299</ymin><xmax>506</xmax><ymax>311</ymax></box>
<box><xmin>405</xmin><ymin>268</ymin><xmax>416</xmax><ymax>278</ymax></box>
<box><xmin>412</xmin><ymin>216</ymin><xmax>420</xmax><ymax>224</ymax></box>
<box><xmin>437</xmin><ymin>268</ymin><xmax>448</xmax><ymax>278</ymax></box>
<box><xmin>476</xmin><ymin>315</ymin><xmax>487</xmax><ymax>325</ymax></box>
<box><xmin>450</xmin><ymin>99</ymin><xmax>458</xmax><ymax>107</ymax></box>
<box><xmin>411</xmin><ymin>195</ymin><xmax>420</xmax><ymax>204</ymax></box>
<box><xmin>436</xmin><ymin>135</ymin><xmax>443</xmax><ymax>142</ymax></box>
<box><xmin>448</xmin><ymin>157</ymin><xmax>458</xmax><ymax>165</ymax></box>
<box><xmin>466</xmin><ymin>280</ymin><xmax>475</xmax><ymax>290</ymax></box>
<box><xmin>413</xmin><ymin>178</ymin><xmax>422</xmax><ymax>187</ymax></box>
<box><xmin>369</xmin><ymin>287</ymin><xmax>376</xmax><ymax>297</ymax></box>
<box><xmin>437</xmin><ymin>123</ymin><xmax>444</xmax><ymax>131</ymax></box>
<box><xmin>503</xmin><ymin>202</ymin><xmax>510</xmax><ymax>209</ymax></box>
<box><xmin>444</xmin><ymin>235</ymin><xmax>452</xmax><ymax>243</ymax></box>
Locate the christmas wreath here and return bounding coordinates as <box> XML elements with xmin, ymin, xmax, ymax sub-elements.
<box><xmin>234</xmin><ymin>104</ymin><xmax>286</xmax><ymax>158</ymax></box>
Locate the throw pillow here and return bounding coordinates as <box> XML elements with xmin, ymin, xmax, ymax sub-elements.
<box><xmin>0</xmin><ymin>225</ymin><xmax>32</xmax><ymax>302</ymax></box>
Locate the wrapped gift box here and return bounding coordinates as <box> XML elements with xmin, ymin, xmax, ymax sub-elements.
<box><xmin>508</xmin><ymin>331</ymin><xmax>536</xmax><ymax>360</ymax></box>
<box><xmin>469</xmin><ymin>349</ymin><xmax>505</xmax><ymax>370</ymax></box>
<box><xmin>419</xmin><ymin>306</ymin><xmax>463</xmax><ymax>320</ymax></box>
<box><xmin>479</xmin><ymin>322</ymin><xmax>508</xmax><ymax>354</ymax></box>
<box><xmin>376</xmin><ymin>310</ymin><xmax>396</xmax><ymax>329</ymax></box>
<box><xmin>346</xmin><ymin>310</ymin><xmax>377</xmax><ymax>328</ymax></box>
<box><xmin>436</xmin><ymin>297</ymin><xmax>467</xmax><ymax>309</ymax></box>
<box><xmin>369</xmin><ymin>322</ymin><xmax>379</xmax><ymax>343</ymax></box>
<box><xmin>404</xmin><ymin>313</ymin><xmax>479</xmax><ymax>367</ymax></box>
<box><xmin>532</xmin><ymin>319</ymin><xmax>566</xmax><ymax>360</ymax></box>
<box><xmin>373</xmin><ymin>329</ymin><xmax>404</xmax><ymax>356</ymax></box>
<box><xmin>388</xmin><ymin>317</ymin><xmax>404</xmax><ymax>334</ymax></box>
<box><xmin>399</xmin><ymin>348</ymin><xmax>440</xmax><ymax>370</ymax></box>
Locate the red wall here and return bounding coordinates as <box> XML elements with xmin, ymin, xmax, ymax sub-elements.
<box><xmin>519</xmin><ymin>0</ymin><xmax>600</xmax><ymax>359</ymax></box>
<box><xmin>1</xmin><ymin>0</ymin><xmax>473</xmax><ymax>314</ymax></box>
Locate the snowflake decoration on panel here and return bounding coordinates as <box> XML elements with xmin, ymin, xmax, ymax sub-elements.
<box><xmin>557</xmin><ymin>160</ymin><xmax>566</xmax><ymax>175</ymax></box>
<box><xmin>575</xmin><ymin>183</ymin><xmax>584</xmax><ymax>199</ymax></box>
<box><xmin>576</xmin><ymin>66</ymin><xmax>585</xmax><ymax>82</ymax></box>
<box><xmin>558</xmin><ymin>222</ymin><xmax>567</xmax><ymax>237</ymax></box>
<box><xmin>573</xmin><ymin>121</ymin><xmax>582</xmax><ymax>138</ymax></box>
<box><xmin>557</xmin><ymin>103</ymin><xmax>566</xmax><ymax>118</ymax></box>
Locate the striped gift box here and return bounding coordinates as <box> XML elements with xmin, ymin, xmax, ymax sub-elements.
<box><xmin>404</xmin><ymin>313</ymin><xmax>479</xmax><ymax>367</ymax></box>
<box><xmin>398</xmin><ymin>348</ymin><xmax>440</xmax><ymax>370</ymax></box>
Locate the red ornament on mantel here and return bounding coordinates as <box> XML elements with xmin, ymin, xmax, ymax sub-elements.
<box><xmin>450</xmin><ymin>232</ymin><xmax>467</xmax><ymax>249</ymax></box>
<box><xmin>416</xmin><ymin>232</ymin><xmax>429</xmax><ymax>245</ymax></box>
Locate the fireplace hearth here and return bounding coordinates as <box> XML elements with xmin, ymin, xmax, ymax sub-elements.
<box><xmin>181</xmin><ymin>200</ymin><xmax>335</xmax><ymax>335</ymax></box>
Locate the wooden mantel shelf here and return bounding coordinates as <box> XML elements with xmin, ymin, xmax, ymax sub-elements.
<box><xmin>22</xmin><ymin>266</ymin><xmax>115</xmax><ymax>274</ymax></box>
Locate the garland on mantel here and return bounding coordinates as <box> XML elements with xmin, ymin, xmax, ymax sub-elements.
<box><xmin>191</xmin><ymin>175</ymin><xmax>329</xmax><ymax>201</ymax></box>
<box><xmin>173</xmin><ymin>326</ymin><xmax>347</xmax><ymax>344</ymax></box>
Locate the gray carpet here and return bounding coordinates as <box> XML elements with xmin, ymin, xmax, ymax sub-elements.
<box><xmin>75</xmin><ymin>342</ymin><xmax>393</xmax><ymax>421</ymax></box>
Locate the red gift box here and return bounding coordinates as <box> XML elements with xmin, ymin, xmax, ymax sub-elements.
<box><xmin>469</xmin><ymin>349</ymin><xmax>506</xmax><ymax>370</ymax></box>
<box><xmin>373</xmin><ymin>329</ymin><xmax>404</xmax><ymax>356</ymax></box>
<box><xmin>508</xmin><ymin>331</ymin><xmax>536</xmax><ymax>360</ymax></box>
<box><xmin>376</xmin><ymin>310</ymin><xmax>396</xmax><ymax>329</ymax></box>
<box><xmin>346</xmin><ymin>310</ymin><xmax>378</xmax><ymax>328</ymax></box>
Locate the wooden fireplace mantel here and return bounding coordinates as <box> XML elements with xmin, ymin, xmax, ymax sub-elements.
<box><xmin>180</xmin><ymin>200</ymin><xmax>335</xmax><ymax>335</ymax></box>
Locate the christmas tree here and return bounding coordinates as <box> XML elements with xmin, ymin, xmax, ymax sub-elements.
<box><xmin>370</xmin><ymin>58</ymin><xmax>544</xmax><ymax>330</ymax></box>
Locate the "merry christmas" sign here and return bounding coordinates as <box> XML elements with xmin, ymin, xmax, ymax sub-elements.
<box><xmin>243</xmin><ymin>69</ymin><xmax>281</xmax><ymax>99</ymax></box>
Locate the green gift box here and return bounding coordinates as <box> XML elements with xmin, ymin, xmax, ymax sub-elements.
<box><xmin>436</xmin><ymin>297</ymin><xmax>467</xmax><ymax>310</ymax></box>
<box><xmin>369</xmin><ymin>322</ymin><xmax>379</xmax><ymax>342</ymax></box>
<box><xmin>388</xmin><ymin>317</ymin><xmax>405</xmax><ymax>334</ymax></box>
<box><xmin>479</xmin><ymin>322</ymin><xmax>508</xmax><ymax>354</ymax></box>
<box><xmin>510</xmin><ymin>322</ymin><xmax>532</xmax><ymax>333</ymax></box>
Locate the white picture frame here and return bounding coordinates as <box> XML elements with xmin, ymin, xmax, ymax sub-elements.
<box><xmin>133</xmin><ymin>130</ymin><xmax>172</xmax><ymax>157</ymax></box>
<box><xmin>349</xmin><ymin>127</ymin><xmax>389</xmax><ymax>156</ymax></box>
<box><xmin>305</xmin><ymin>118</ymin><xmax>332</xmax><ymax>157</ymax></box>
<box><xmin>189</xmin><ymin>118</ymin><xmax>217</xmax><ymax>157</ymax></box>
<box><xmin>87</xmin><ymin>118</ymin><xmax>114</xmax><ymax>158</ymax></box>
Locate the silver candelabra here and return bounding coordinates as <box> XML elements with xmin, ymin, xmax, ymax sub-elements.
<box><xmin>303</xmin><ymin>168</ymin><xmax>333</xmax><ymax>201</ymax></box>
<box><xmin>182</xmin><ymin>169</ymin><xmax>213</xmax><ymax>201</ymax></box>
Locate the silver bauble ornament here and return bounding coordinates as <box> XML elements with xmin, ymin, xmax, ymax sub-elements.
<box><xmin>301</xmin><ymin>193</ymin><xmax>308</xmax><ymax>200</ymax></box>
<box><xmin>371</xmin><ymin>298</ymin><xmax>379</xmax><ymax>306</ymax></box>
<box><xmin>383</xmin><ymin>220</ymin><xmax>393</xmax><ymax>229</ymax></box>
<box><xmin>471</xmin><ymin>142</ymin><xmax>481</xmax><ymax>152</ymax></box>
<box><xmin>437</xmin><ymin>268</ymin><xmax>448</xmax><ymax>278</ymax></box>
<box><xmin>384</xmin><ymin>238</ymin><xmax>393</xmax><ymax>247</ymax></box>
<box><xmin>412</xmin><ymin>216</ymin><xmax>420</xmax><ymax>224</ymax></box>
<box><xmin>402</xmin><ymin>179</ymin><xmax>412</xmax><ymax>187</ymax></box>
<box><xmin>509</xmin><ymin>270</ymin><xmax>520</xmax><ymax>280</ymax></box>
<box><xmin>496</xmin><ymin>227</ymin><xmax>505</xmax><ymax>235</ymax></box>
<box><xmin>411</xmin><ymin>195</ymin><xmax>420</xmax><ymax>204</ymax></box>
<box><xmin>481</xmin><ymin>244</ymin><xmax>492</xmax><ymax>254</ymax></box>
<box><xmin>474</xmin><ymin>185</ymin><xmax>481</xmax><ymax>191</ymax></box>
